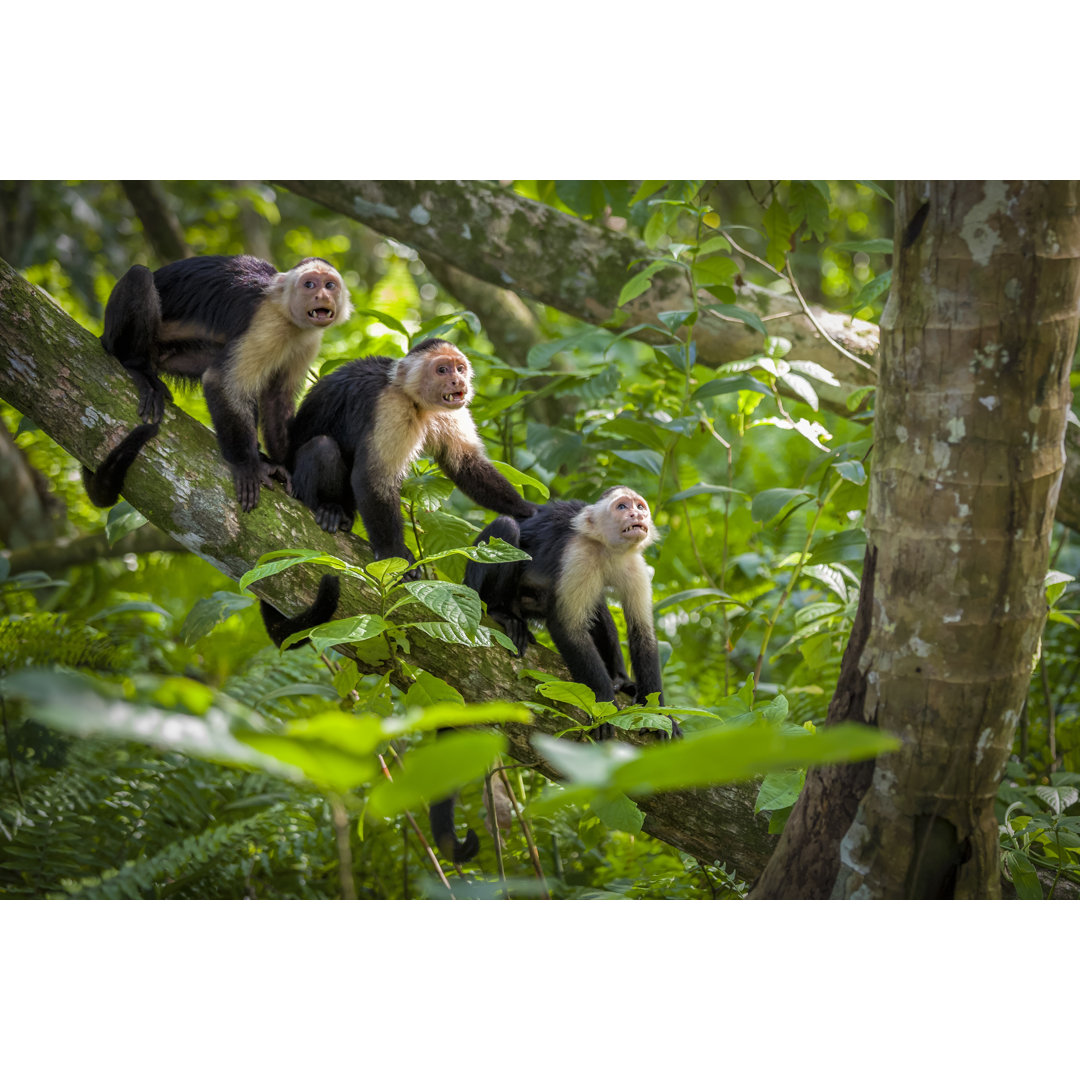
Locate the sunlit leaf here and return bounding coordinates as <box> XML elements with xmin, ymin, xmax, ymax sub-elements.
<box><xmin>180</xmin><ymin>592</ymin><xmax>256</xmax><ymax>645</ymax></box>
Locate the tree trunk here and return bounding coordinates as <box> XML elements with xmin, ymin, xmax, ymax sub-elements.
<box><xmin>0</xmin><ymin>256</ymin><xmax>775</xmax><ymax>879</ymax></box>
<box><xmin>753</xmin><ymin>181</ymin><xmax>1080</xmax><ymax>899</ymax></box>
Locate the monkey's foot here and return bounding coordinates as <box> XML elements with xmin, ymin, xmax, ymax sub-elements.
<box><xmin>230</xmin><ymin>460</ymin><xmax>277</xmax><ymax>512</ymax></box>
<box><xmin>134</xmin><ymin>373</ymin><xmax>172</xmax><ymax>424</ymax></box>
<box><xmin>314</xmin><ymin>504</ymin><xmax>353</xmax><ymax>533</ymax></box>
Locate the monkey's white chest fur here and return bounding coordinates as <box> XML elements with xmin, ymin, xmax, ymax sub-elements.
<box><xmin>228</xmin><ymin>304</ymin><xmax>321</xmax><ymax>403</ymax></box>
<box><xmin>370</xmin><ymin>389</ymin><xmax>481</xmax><ymax>494</ymax></box>
<box><xmin>557</xmin><ymin>538</ymin><xmax>653</xmax><ymax>635</ymax></box>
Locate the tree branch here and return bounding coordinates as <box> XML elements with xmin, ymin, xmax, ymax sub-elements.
<box><xmin>0</xmin><ymin>257</ymin><xmax>776</xmax><ymax>881</ymax></box>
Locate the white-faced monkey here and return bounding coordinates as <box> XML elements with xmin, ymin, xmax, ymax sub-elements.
<box><xmin>286</xmin><ymin>338</ymin><xmax>536</xmax><ymax>575</ymax></box>
<box><xmin>83</xmin><ymin>254</ymin><xmax>353</xmax><ymax>511</ymax></box>
<box><xmin>465</xmin><ymin>486</ymin><xmax>672</xmax><ymax>723</ymax></box>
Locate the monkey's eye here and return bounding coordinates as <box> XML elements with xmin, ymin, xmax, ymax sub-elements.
<box><xmin>303</xmin><ymin>280</ymin><xmax>316</xmax><ymax>288</ymax></box>
<box><xmin>325</xmin><ymin>280</ymin><xmax>336</xmax><ymax>290</ymax></box>
<box><xmin>438</xmin><ymin>365</ymin><xmax>449</xmax><ymax>374</ymax></box>
<box><xmin>617</xmin><ymin>502</ymin><xmax>628</xmax><ymax>510</ymax></box>
<box><xmin>456</xmin><ymin>365</ymin><xmax>466</xmax><ymax>374</ymax></box>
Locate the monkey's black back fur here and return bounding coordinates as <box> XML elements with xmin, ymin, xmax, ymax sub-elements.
<box><xmin>151</xmin><ymin>255</ymin><xmax>276</xmax><ymax>339</ymax></box>
<box><xmin>285</xmin><ymin>357</ymin><xmax>395</xmax><ymax>473</ymax></box>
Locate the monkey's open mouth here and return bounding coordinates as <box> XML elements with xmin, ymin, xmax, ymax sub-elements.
<box><xmin>307</xmin><ymin>307</ymin><xmax>335</xmax><ymax>323</ymax></box>
<box><xmin>623</xmin><ymin>523</ymin><xmax>648</xmax><ymax>535</ymax></box>
<box><xmin>443</xmin><ymin>391</ymin><xmax>466</xmax><ymax>405</ymax></box>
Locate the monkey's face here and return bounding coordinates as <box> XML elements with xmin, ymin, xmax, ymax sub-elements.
<box><xmin>287</xmin><ymin>265</ymin><xmax>350</xmax><ymax>329</ymax></box>
<box><xmin>419</xmin><ymin>346</ymin><xmax>474</xmax><ymax>411</ymax></box>
<box><xmin>603</xmin><ymin>488</ymin><xmax>652</xmax><ymax>549</ymax></box>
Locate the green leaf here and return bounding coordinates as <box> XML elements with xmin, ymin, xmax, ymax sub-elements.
<box><xmin>693</xmin><ymin>375</ymin><xmax>772</xmax><ymax>401</ymax></box>
<box><xmin>658</xmin><ymin>309</ymin><xmax>697</xmax><ymax>334</ymax></box>
<box><xmin>846</xmin><ymin>386</ymin><xmax>875</xmax><ymax>412</ymax></box>
<box><xmin>856</xmin><ymin>181</ymin><xmax>894</xmax><ymax>203</ymax></box>
<box><xmin>618</xmin><ymin>265</ymin><xmax>662</xmax><ymax>307</ymax></box>
<box><xmin>354</xmin><ymin>307</ymin><xmax>409</xmax><ymax>337</ymax></box>
<box><xmin>401</xmin><ymin>580</ymin><xmax>482</xmax><ymax>633</ymax></box>
<box><xmin>832</xmin><ymin>460</ymin><xmax>867</xmax><ymax>485</ymax></box>
<box><xmin>305</xmin><ymin>614</ymin><xmax>390</xmax><ymax>653</ymax></box>
<box><xmin>611</xmin><ymin>449</ymin><xmax>663</xmax><ymax>476</ymax></box>
<box><xmin>4</xmin><ymin>669</ymin><xmax>302</xmax><ymax>781</ymax></box>
<box><xmin>1004</xmin><ymin>849</ymin><xmax>1043</xmax><ymax>899</ymax></box>
<box><xmin>691</xmin><ymin>255</ymin><xmax>737</xmax><ymax>288</ymax></box>
<box><xmin>847</xmin><ymin>270</ymin><xmax>893</xmax><ymax>312</ymax></box>
<box><xmin>611</xmin><ymin>721</ymin><xmax>896</xmax><ymax>796</ymax></box>
<box><xmin>592</xmin><ymin>792</ymin><xmax>645</xmax><ymax>834</ymax></box>
<box><xmin>490</xmin><ymin>459</ymin><xmax>549</xmax><ymax>499</ymax></box>
<box><xmin>751</xmin><ymin>487</ymin><xmax>814</xmax><ymax>523</ymax></box>
<box><xmin>536</xmin><ymin>681</ymin><xmax>618</xmax><ymax>720</ymax></box>
<box><xmin>367</xmin><ymin>731</ymin><xmax>506</xmax><ymax>818</ymax></box>
<box><xmin>1045</xmin><ymin>570</ymin><xmax>1075</xmax><ymax>608</ymax></box>
<box><xmin>703</xmin><ymin>303</ymin><xmax>767</xmax><ymax>337</ymax></box>
<box><xmin>754</xmin><ymin>769</ymin><xmax>806</xmax><ymax>812</ymax></box>
<box><xmin>404</xmin><ymin>671</ymin><xmax>464</xmax><ymax>709</ymax></box>
<box><xmin>630</xmin><ymin>180</ymin><xmax>669</xmax><ymax>206</ymax></box>
<box><xmin>808</xmin><ymin>529</ymin><xmax>866</xmax><ymax>565</ymax></box>
<box><xmin>763</xmin><ymin>198</ymin><xmax>793</xmax><ymax>269</ymax></box>
<box><xmin>180</xmin><ymin>592</ymin><xmax>256</xmax><ymax>645</ymax></box>
<box><xmin>653</xmin><ymin>588</ymin><xmax>735</xmax><ymax>615</ymax></box>
<box><xmin>239</xmin><ymin>550</ymin><xmax>352</xmax><ymax>593</ymax></box>
<box><xmin>440</xmin><ymin>537</ymin><xmax>532</xmax><ymax>566</ymax></box>
<box><xmin>105</xmin><ymin>502</ymin><xmax>147</xmax><ymax>545</ymax></box>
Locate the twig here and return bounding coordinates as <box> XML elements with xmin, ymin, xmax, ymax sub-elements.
<box><xmin>484</xmin><ymin>770</ymin><xmax>508</xmax><ymax>896</ymax></box>
<box><xmin>377</xmin><ymin>752</ymin><xmax>454</xmax><ymax>894</ymax></box>
<box><xmin>490</xmin><ymin>762</ymin><xmax>549</xmax><ymax>898</ymax></box>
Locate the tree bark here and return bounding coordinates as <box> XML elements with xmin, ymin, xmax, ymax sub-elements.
<box><xmin>753</xmin><ymin>181</ymin><xmax>1080</xmax><ymax>899</ymax></box>
<box><xmin>0</xmin><ymin>256</ymin><xmax>775</xmax><ymax>880</ymax></box>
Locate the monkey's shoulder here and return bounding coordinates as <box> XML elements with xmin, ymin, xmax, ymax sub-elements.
<box><xmin>153</xmin><ymin>255</ymin><xmax>277</xmax><ymax>330</ymax></box>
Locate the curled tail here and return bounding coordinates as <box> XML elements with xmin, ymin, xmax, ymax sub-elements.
<box><xmin>82</xmin><ymin>423</ymin><xmax>160</xmax><ymax>507</ymax></box>
<box><xmin>261</xmin><ymin>574</ymin><xmax>341</xmax><ymax>649</ymax></box>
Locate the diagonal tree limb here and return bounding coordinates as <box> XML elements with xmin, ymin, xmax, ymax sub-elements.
<box><xmin>0</xmin><ymin>257</ymin><xmax>776</xmax><ymax>881</ymax></box>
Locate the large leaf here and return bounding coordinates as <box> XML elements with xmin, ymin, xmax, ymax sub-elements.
<box><xmin>751</xmin><ymin>487</ymin><xmax>815</xmax><ymax>523</ymax></box>
<box><xmin>366</xmin><ymin>731</ymin><xmax>507</xmax><ymax>817</ymax></box>
<box><xmin>401</xmin><ymin>580</ymin><xmax>482</xmax><ymax>633</ymax></box>
<box><xmin>304</xmin><ymin>614</ymin><xmax>390</xmax><ymax>653</ymax></box>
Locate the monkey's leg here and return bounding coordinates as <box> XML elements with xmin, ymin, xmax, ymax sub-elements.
<box><xmin>259</xmin><ymin>376</ymin><xmax>296</xmax><ymax>472</ymax></box>
<box><xmin>101</xmin><ymin>265</ymin><xmax>171</xmax><ymax>424</ymax></box>
<box><xmin>202</xmin><ymin>368</ymin><xmax>270</xmax><ymax>512</ymax></box>
<box><xmin>350</xmin><ymin>454</ymin><xmax>418</xmax><ymax>576</ymax></box>
<box><xmin>290</xmin><ymin>436</ymin><xmax>355</xmax><ymax>533</ymax></box>
<box><xmin>589</xmin><ymin>605</ymin><xmax>635</xmax><ymax>697</ymax></box>
<box><xmin>464</xmin><ymin>517</ymin><xmax>532</xmax><ymax>654</ymax></box>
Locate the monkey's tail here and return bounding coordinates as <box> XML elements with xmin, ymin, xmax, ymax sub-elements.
<box><xmin>430</xmin><ymin>796</ymin><xmax>480</xmax><ymax>863</ymax></box>
<box><xmin>260</xmin><ymin>574</ymin><xmax>341</xmax><ymax>649</ymax></box>
<box><xmin>81</xmin><ymin>423</ymin><xmax>160</xmax><ymax>508</ymax></box>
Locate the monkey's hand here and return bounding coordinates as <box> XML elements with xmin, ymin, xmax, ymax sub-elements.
<box><xmin>313</xmin><ymin>504</ymin><xmax>354</xmax><ymax>534</ymax></box>
<box><xmin>514</xmin><ymin>501</ymin><xmax>540</xmax><ymax>519</ymax></box>
<box><xmin>229</xmin><ymin>460</ymin><xmax>277</xmax><ymax>512</ymax></box>
<box><xmin>491</xmin><ymin>612</ymin><xmax>533</xmax><ymax>657</ymax></box>
<box><xmin>613</xmin><ymin>675</ymin><xmax>637</xmax><ymax>698</ymax></box>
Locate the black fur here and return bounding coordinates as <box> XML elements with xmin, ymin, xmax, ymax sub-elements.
<box><xmin>90</xmin><ymin>255</ymin><xmax>343</xmax><ymax>511</ymax></box>
<box><xmin>429</xmin><ymin>793</ymin><xmax>480</xmax><ymax>863</ymax></box>
<box><xmin>286</xmin><ymin>340</ymin><xmax>536</xmax><ymax>572</ymax></box>
<box><xmin>260</xmin><ymin>574</ymin><xmax>342</xmax><ymax>649</ymax></box>
<box><xmin>81</xmin><ymin>423</ymin><xmax>159</xmax><ymax>507</ymax></box>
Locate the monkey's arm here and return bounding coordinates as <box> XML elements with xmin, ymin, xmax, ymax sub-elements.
<box><xmin>259</xmin><ymin>374</ymin><xmax>297</xmax><ymax>468</ymax></box>
<box><xmin>349</xmin><ymin>446</ymin><xmax>416</xmax><ymax>570</ymax></box>
<box><xmin>202</xmin><ymin>367</ymin><xmax>275</xmax><ymax>512</ymax></box>
<box><xmin>436</xmin><ymin>445</ymin><xmax>537</xmax><ymax>520</ymax></box>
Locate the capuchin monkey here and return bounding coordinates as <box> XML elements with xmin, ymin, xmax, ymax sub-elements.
<box><xmin>286</xmin><ymin>338</ymin><xmax>536</xmax><ymax>577</ymax></box>
<box><xmin>465</xmin><ymin>486</ymin><xmax>674</xmax><ymax>725</ymax></box>
<box><xmin>83</xmin><ymin>255</ymin><xmax>352</xmax><ymax>511</ymax></box>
